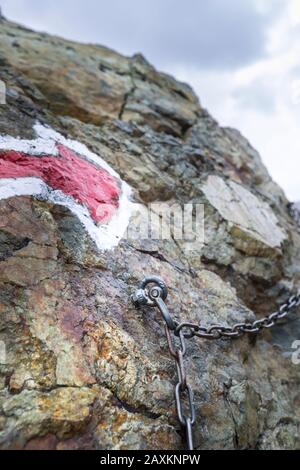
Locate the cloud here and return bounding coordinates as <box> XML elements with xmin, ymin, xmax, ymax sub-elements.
<box><xmin>232</xmin><ymin>80</ymin><xmax>277</xmax><ymax>113</ymax></box>
<box><xmin>170</xmin><ymin>3</ymin><xmax>300</xmax><ymax>201</ymax></box>
<box><xmin>0</xmin><ymin>0</ymin><xmax>285</xmax><ymax>70</ymax></box>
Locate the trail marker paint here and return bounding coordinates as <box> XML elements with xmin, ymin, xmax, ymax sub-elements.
<box><xmin>0</xmin><ymin>123</ymin><xmax>133</xmax><ymax>250</ymax></box>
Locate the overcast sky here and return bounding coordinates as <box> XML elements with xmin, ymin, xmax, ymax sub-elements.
<box><xmin>1</xmin><ymin>0</ymin><xmax>299</xmax><ymax>201</ymax></box>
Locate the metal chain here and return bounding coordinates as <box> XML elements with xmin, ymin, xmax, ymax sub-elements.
<box><xmin>174</xmin><ymin>291</ymin><xmax>300</xmax><ymax>340</ymax></box>
<box><xmin>164</xmin><ymin>325</ymin><xmax>196</xmax><ymax>449</ymax></box>
<box><xmin>132</xmin><ymin>276</ymin><xmax>300</xmax><ymax>451</ymax></box>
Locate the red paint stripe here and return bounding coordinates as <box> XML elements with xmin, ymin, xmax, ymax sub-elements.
<box><xmin>0</xmin><ymin>144</ymin><xmax>120</xmax><ymax>223</ymax></box>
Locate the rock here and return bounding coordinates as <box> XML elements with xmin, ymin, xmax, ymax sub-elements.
<box><xmin>202</xmin><ymin>175</ymin><xmax>287</xmax><ymax>253</ymax></box>
<box><xmin>291</xmin><ymin>202</ymin><xmax>300</xmax><ymax>226</ymax></box>
<box><xmin>0</xmin><ymin>16</ymin><xmax>299</xmax><ymax>450</ymax></box>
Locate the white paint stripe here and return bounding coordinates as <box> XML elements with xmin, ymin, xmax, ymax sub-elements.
<box><xmin>0</xmin><ymin>135</ymin><xmax>58</xmax><ymax>156</ymax></box>
<box><xmin>33</xmin><ymin>123</ymin><xmax>119</xmax><ymax>179</ymax></box>
<box><xmin>0</xmin><ymin>122</ymin><xmax>136</xmax><ymax>250</ymax></box>
<box><xmin>0</xmin><ymin>177</ymin><xmax>134</xmax><ymax>250</ymax></box>
<box><xmin>0</xmin><ymin>177</ymin><xmax>46</xmax><ymax>198</ymax></box>
<box><xmin>0</xmin><ymin>122</ymin><xmax>119</xmax><ymax>179</ymax></box>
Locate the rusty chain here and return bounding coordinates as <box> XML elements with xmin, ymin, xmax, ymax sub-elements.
<box><xmin>132</xmin><ymin>275</ymin><xmax>300</xmax><ymax>451</ymax></box>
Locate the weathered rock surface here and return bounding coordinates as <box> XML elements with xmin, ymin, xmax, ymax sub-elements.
<box><xmin>0</xmin><ymin>17</ymin><xmax>299</xmax><ymax>450</ymax></box>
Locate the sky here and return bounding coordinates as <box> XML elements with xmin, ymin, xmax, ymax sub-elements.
<box><xmin>1</xmin><ymin>0</ymin><xmax>299</xmax><ymax>201</ymax></box>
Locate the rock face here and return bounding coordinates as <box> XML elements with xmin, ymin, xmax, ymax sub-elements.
<box><xmin>0</xmin><ymin>17</ymin><xmax>300</xmax><ymax>450</ymax></box>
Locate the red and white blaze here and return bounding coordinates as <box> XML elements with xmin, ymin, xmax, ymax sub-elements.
<box><xmin>0</xmin><ymin>123</ymin><xmax>133</xmax><ymax>250</ymax></box>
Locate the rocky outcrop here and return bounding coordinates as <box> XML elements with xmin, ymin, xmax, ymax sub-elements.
<box><xmin>0</xmin><ymin>17</ymin><xmax>299</xmax><ymax>450</ymax></box>
<box><xmin>292</xmin><ymin>203</ymin><xmax>300</xmax><ymax>226</ymax></box>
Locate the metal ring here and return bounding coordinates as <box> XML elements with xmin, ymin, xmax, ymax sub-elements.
<box><xmin>139</xmin><ymin>276</ymin><xmax>168</xmax><ymax>306</ymax></box>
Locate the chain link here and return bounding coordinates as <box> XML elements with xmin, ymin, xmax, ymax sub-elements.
<box><xmin>132</xmin><ymin>277</ymin><xmax>300</xmax><ymax>451</ymax></box>
<box><xmin>165</xmin><ymin>326</ymin><xmax>196</xmax><ymax>450</ymax></box>
<box><xmin>175</xmin><ymin>291</ymin><xmax>300</xmax><ymax>340</ymax></box>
